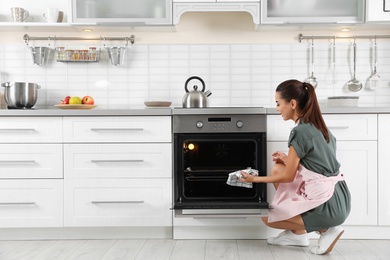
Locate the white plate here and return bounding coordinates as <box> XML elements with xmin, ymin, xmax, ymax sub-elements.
<box><xmin>54</xmin><ymin>104</ymin><xmax>96</xmax><ymax>109</ymax></box>
<box><xmin>144</xmin><ymin>101</ymin><xmax>172</xmax><ymax>108</ymax></box>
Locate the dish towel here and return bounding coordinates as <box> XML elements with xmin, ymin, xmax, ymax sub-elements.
<box><xmin>226</xmin><ymin>168</ymin><xmax>259</xmax><ymax>188</ymax></box>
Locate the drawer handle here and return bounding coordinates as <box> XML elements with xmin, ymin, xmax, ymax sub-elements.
<box><xmin>91</xmin><ymin>159</ymin><xmax>144</xmax><ymax>163</ymax></box>
<box><xmin>90</xmin><ymin>128</ymin><xmax>144</xmax><ymax>131</ymax></box>
<box><xmin>0</xmin><ymin>202</ymin><xmax>36</xmax><ymax>205</ymax></box>
<box><xmin>0</xmin><ymin>128</ymin><xmax>35</xmax><ymax>132</ymax></box>
<box><xmin>91</xmin><ymin>200</ymin><xmax>144</xmax><ymax>204</ymax></box>
<box><xmin>0</xmin><ymin>160</ymin><xmax>35</xmax><ymax>164</ymax></box>
<box><xmin>328</xmin><ymin>126</ymin><xmax>350</xmax><ymax>130</ymax></box>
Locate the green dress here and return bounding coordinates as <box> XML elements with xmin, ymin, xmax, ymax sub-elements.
<box><xmin>288</xmin><ymin>122</ymin><xmax>351</xmax><ymax>233</ymax></box>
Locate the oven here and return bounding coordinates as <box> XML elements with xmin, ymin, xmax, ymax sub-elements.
<box><xmin>172</xmin><ymin>108</ymin><xmax>269</xmax><ymax>218</ymax></box>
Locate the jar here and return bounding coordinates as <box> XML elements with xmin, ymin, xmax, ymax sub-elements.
<box><xmin>89</xmin><ymin>47</ymin><xmax>97</xmax><ymax>61</ymax></box>
<box><xmin>56</xmin><ymin>47</ymin><xmax>65</xmax><ymax>61</ymax></box>
<box><xmin>73</xmin><ymin>50</ymin><xmax>80</xmax><ymax>61</ymax></box>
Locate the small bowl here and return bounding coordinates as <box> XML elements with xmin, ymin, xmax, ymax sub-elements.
<box><xmin>144</xmin><ymin>101</ymin><xmax>172</xmax><ymax>108</ymax></box>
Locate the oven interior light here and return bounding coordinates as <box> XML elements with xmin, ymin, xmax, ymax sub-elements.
<box><xmin>188</xmin><ymin>143</ymin><xmax>195</xmax><ymax>150</ymax></box>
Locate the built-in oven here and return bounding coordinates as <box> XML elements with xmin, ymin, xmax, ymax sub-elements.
<box><xmin>172</xmin><ymin>108</ymin><xmax>269</xmax><ymax>218</ymax></box>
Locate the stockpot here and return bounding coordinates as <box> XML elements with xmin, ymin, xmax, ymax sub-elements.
<box><xmin>1</xmin><ymin>82</ymin><xmax>41</xmax><ymax>108</ymax></box>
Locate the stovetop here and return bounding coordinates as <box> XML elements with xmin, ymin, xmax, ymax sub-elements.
<box><xmin>172</xmin><ymin>107</ymin><xmax>266</xmax><ymax>115</ymax></box>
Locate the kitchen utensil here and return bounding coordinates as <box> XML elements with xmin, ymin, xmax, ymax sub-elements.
<box><xmin>326</xmin><ymin>37</ymin><xmax>337</xmax><ymax>84</ymax></box>
<box><xmin>368</xmin><ymin>38</ymin><xmax>381</xmax><ymax>90</ymax></box>
<box><xmin>306</xmin><ymin>38</ymin><xmax>318</xmax><ymax>88</ymax></box>
<box><xmin>29</xmin><ymin>46</ymin><xmax>51</xmax><ymax>66</ymax></box>
<box><xmin>1</xmin><ymin>82</ymin><xmax>40</xmax><ymax>109</ymax></box>
<box><xmin>106</xmin><ymin>47</ymin><xmax>127</xmax><ymax>66</ymax></box>
<box><xmin>347</xmin><ymin>41</ymin><xmax>363</xmax><ymax>92</ymax></box>
<box><xmin>10</xmin><ymin>7</ymin><xmax>29</xmax><ymax>22</ymax></box>
<box><xmin>182</xmin><ymin>76</ymin><xmax>212</xmax><ymax>108</ymax></box>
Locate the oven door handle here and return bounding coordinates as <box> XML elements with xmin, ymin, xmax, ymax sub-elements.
<box><xmin>174</xmin><ymin>209</ymin><xmax>268</xmax><ymax>219</ymax></box>
<box><xmin>185</xmin><ymin>176</ymin><xmax>227</xmax><ymax>182</ymax></box>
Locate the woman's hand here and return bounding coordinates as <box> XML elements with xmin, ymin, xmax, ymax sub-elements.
<box><xmin>272</xmin><ymin>151</ymin><xmax>287</xmax><ymax>164</ymax></box>
<box><xmin>238</xmin><ymin>172</ymin><xmax>255</xmax><ymax>183</ymax></box>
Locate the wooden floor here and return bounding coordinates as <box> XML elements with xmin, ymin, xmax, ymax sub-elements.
<box><xmin>0</xmin><ymin>239</ymin><xmax>389</xmax><ymax>260</ymax></box>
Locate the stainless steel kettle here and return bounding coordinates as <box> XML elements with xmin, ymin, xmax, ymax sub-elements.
<box><xmin>182</xmin><ymin>76</ymin><xmax>212</xmax><ymax>108</ymax></box>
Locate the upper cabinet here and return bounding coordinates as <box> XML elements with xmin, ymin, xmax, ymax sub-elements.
<box><xmin>261</xmin><ymin>0</ymin><xmax>365</xmax><ymax>24</ymax></box>
<box><xmin>366</xmin><ymin>0</ymin><xmax>390</xmax><ymax>22</ymax></box>
<box><xmin>172</xmin><ymin>0</ymin><xmax>261</xmax><ymax>25</ymax></box>
<box><xmin>71</xmin><ymin>0</ymin><xmax>172</xmax><ymax>25</ymax></box>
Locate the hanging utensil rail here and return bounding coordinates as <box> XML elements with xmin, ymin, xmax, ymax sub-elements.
<box><xmin>23</xmin><ymin>34</ymin><xmax>135</xmax><ymax>45</ymax></box>
<box><xmin>298</xmin><ymin>33</ymin><xmax>390</xmax><ymax>42</ymax></box>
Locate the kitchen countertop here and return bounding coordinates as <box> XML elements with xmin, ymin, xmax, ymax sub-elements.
<box><xmin>0</xmin><ymin>106</ymin><xmax>390</xmax><ymax>116</ymax></box>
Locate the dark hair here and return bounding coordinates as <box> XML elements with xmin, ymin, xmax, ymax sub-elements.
<box><xmin>276</xmin><ymin>79</ymin><xmax>329</xmax><ymax>143</ymax></box>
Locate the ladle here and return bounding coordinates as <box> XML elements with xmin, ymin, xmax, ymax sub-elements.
<box><xmin>347</xmin><ymin>39</ymin><xmax>363</xmax><ymax>92</ymax></box>
<box><xmin>368</xmin><ymin>37</ymin><xmax>381</xmax><ymax>90</ymax></box>
<box><xmin>306</xmin><ymin>37</ymin><xmax>318</xmax><ymax>88</ymax></box>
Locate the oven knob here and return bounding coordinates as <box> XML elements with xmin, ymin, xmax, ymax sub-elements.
<box><xmin>236</xmin><ymin>120</ymin><xmax>244</xmax><ymax>128</ymax></box>
<box><xmin>196</xmin><ymin>121</ymin><xmax>203</xmax><ymax>128</ymax></box>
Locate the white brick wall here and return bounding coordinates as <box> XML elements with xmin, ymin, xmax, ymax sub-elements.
<box><xmin>1</xmin><ymin>41</ymin><xmax>389</xmax><ymax>109</ymax></box>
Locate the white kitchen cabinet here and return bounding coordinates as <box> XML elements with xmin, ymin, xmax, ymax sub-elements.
<box><xmin>266</xmin><ymin>114</ymin><xmax>378</xmax><ymax>226</ymax></box>
<box><xmin>172</xmin><ymin>0</ymin><xmax>261</xmax><ymax>25</ymax></box>
<box><xmin>261</xmin><ymin>0</ymin><xmax>365</xmax><ymax>24</ymax></box>
<box><xmin>63</xmin><ymin>116</ymin><xmax>171</xmax><ymax>143</ymax></box>
<box><xmin>378</xmin><ymin>114</ymin><xmax>390</xmax><ymax>225</ymax></box>
<box><xmin>366</xmin><ymin>0</ymin><xmax>390</xmax><ymax>22</ymax></box>
<box><xmin>63</xmin><ymin>115</ymin><xmax>172</xmax><ymax>228</ymax></box>
<box><xmin>64</xmin><ymin>143</ymin><xmax>172</xmax><ymax>179</ymax></box>
<box><xmin>71</xmin><ymin>0</ymin><xmax>172</xmax><ymax>25</ymax></box>
<box><xmin>64</xmin><ymin>178</ymin><xmax>172</xmax><ymax>227</ymax></box>
<box><xmin>0</xmin><ymin>180</ymin><xmax>63</xmax><ymax>228</ymax></box>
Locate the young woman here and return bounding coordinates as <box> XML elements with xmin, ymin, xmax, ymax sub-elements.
<box><xmin>239</xmin><ymin>79</ymin><xmax>351</xmax><ymax>255</ymax></box>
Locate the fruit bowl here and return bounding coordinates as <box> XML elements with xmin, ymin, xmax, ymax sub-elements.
<box><xmin>54</xmin><ymin>104</ymin><xmax>96</xmax><ymax>109</ymax></box>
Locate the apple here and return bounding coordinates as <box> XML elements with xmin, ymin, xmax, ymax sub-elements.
<box><xmin>69</xmin><ymin>96</ymin><xmax>82</xmax><ymax>105</ymax></box>
<box><xmin>61</xmin><ymin>96</ymin><xmax>71</xmax><ymax>104</ymax></box>
<box><xmin>82</xmin><ymin>96</ymin><xmax>94</xmax><ymax>105</ymax></box>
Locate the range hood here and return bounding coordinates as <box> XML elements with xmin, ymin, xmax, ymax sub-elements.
<box><xmin>173</xmin><ymin>2</ymin><xmax>261</xmax><ymax>25</ymax></box>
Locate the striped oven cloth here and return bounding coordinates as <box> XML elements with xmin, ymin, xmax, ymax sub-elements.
<box><xmin>226</xmin><ymin>168</ymin><xmax>259</xmax><ymax>189</ymax></box>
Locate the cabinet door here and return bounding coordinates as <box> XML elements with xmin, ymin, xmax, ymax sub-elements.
<box><xmin>262</xmin><ymin>0</ymin><xmax>364</xmax><ymax>24</ymax></box>
<box><xmin>366</xmin><ymin>0</ymin><xmax>390</xmax><ymax>22</ymax></box>
<box><xmin>337</xmin><ymin>141</ymin><xmax>377</xmax><ymax>226</ymax></box>
<box><xmin>378</xmin><ymin>114</ymin><xmax>390</xmax><ymax>225</ymax></box>
<box><xmin>63</xmin><ymin>116</ymin><xmax>171</xmax><ymax>143</ymax></box>
<box><xmin>64</xmin><ymin>143</ymin><xmax>172</xmax><ymax>178</ymax></box>
<box><xmin>0</xmin><ymin>144</ymin><xmax>63</xmax><ymax>179</ymax></box>
<box><xmin>64</xmin><ymin>179</ymin><xmax>172</xmax><ymax>227</ymax></box>
<box><xmin>0</xmin><ymin>180</ymin><xmax>63</xmax><ymax>228</ymax></box>
<box><xmin>71</xmin><ymin>0</ymin><xmax>172</xmax><ymax>24</ymax></box>
<box><xmin>0</xmin><ymin>117</ymin><xmax>62</xmax><ymax>143</ymax></box>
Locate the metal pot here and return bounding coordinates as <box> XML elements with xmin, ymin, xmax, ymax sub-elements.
<box><xmin>1</xmin><ymin>82</ymin><xmax>41</xmax><ymax>109</ymax></box>
<box><xmin>182</xmin><ymin>76</ymin><xmax>212</xmax><ymax>108</ymax></box>
<box><xmin>106</xmin><ymin>46</ymin><xmax>127</xmax><ymax>66</ymax></box>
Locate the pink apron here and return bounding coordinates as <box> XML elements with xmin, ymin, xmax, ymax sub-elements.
<box><xmin>268</xmin><ymin>164</ymin><xmax>344</xmax><ymax>223</ymax></box>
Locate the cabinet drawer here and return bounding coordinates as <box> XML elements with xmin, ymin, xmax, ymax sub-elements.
<box><xmin>0</xmin><ymin>180</ymin><xmax>63</xmax><ymax>228</ymax></box>
<box><xmin>64</xmin><ymin>179</ymin><xmax>172</xmax><ymax>227</ymax></box>
<box><xmin>63</xmin><ymin>116</ymin><xmax>171</xmax><ymax>143</ymax></box>
<box><xmin>0</xmin><ymin>117</ymin><xmax>62</xmax><ymax>143</ymax></box>
<box><xmin>0</xmin><ymin>144</ymin><xmax>63</xmax><ymax>179</ymax></box>
<box><xmin>64</xmin><ymin>144</ymin><xmax>172</xmax><ymax>178</ymax></box>
<box><xmin>267</xmin><ymin>114</ymin><xmax>377</xmax><ymax>141</ymax></box>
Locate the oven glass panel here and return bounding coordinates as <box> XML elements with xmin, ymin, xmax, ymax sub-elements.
<box><xmin>180</xmin><ymin>135</ymin><xmax>262</xmax><ymax>199</ymax></box>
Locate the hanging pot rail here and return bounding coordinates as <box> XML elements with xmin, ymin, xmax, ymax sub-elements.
<box><xmin>298</xmin><ymin>33</ymin><xmax>390</xmax><ymax>43</ymax></box>
<box><xmin>23</xmin><ymin>34</ymin><xmax>135</xmax><ymax>45</ymax></box>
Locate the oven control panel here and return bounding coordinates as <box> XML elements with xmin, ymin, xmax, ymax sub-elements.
<box><xmin>174</xmin><ymin>114</ymin><xmax>266</xmax><ymax>133</ymax></box>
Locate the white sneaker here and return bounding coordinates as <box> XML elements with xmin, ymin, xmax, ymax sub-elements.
<box><xmin>267</xmin><ymin>230</ymin><xmax>309</xmax><ymax>247</ymax></box>
<box><xmin>310</xmin><ymin>226</ymin><xmax>344</xmax><ymax>255</ymax></box>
